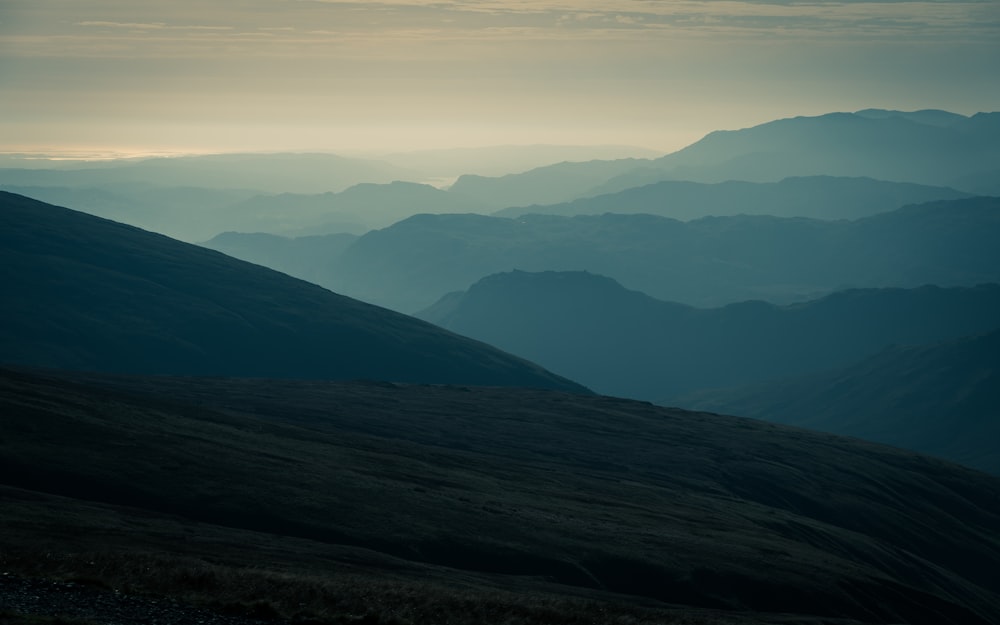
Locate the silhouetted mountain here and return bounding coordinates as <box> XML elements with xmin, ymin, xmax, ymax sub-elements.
<box><xmin>447</xmin><ymin>110</ymin><xmax>1000</xmax><ymax>206</ymax></box>
<box><xmin>379</xmin><ymin>143</ymin><xmax>661</xmax><ymax>179</ymax></box>
<box><xmin>321</xmin><ymin>197</ymin><xmax>1000</xmax><ymax>312</ymax></box>
<box><xmin>675</xmin><ymin>329</ymin><xmax>1000</xmax><ymax>475</ymax></box>
<box><xmin>494</xmin><ymin>176</ymin><xmax>970</xmax><ymax>221</ymax></box>
<box><xmin>4</xmin><ymin>366</ymin><xmax>1000</xmax><ymax>624</ymax></box>
<box><xmin>653</xmin><ymin>111</ymin><xmax>1000</xmax><ymax>186</ymax></box>
<box><xmin>854</xmin><ymin>108</ymin><xmax>968</xmax><ymax>126</ymax></box>
<box><xmin>0</xmin><ymin>191</ymin><xmax>585</xmax><ymax>392</ymax></box>
<box><xmin>448</xmin><ymin>159</ymin><xmax>648</xmax><ymax>207</ymax></box>
<box><xmin>418</xmin><ymin>271</ymin><xmax>1000</xmax><ymax>402</ymax></box>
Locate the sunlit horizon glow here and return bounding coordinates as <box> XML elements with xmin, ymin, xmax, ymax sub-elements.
<box><xmin>2</xmin><ymin>0</ymin><xmax>998</xmax><ymax>157</ymax></box>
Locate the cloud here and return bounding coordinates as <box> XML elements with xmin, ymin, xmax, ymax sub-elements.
<box><xmin>3</xmin><ymin>1</ymin><xmax>997</xmax><ymax>62</ymax></box>
<box><xmin>77</xmin><ymin>20</ymin><xmax>234</xmax><ymax>31</ymax></box>
<box><xmin>77</xmin><ymin>21</ymin><xmax>168</xmax><ymax>29</ymax></box>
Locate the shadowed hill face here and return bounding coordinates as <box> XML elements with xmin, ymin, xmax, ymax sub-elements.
<box><xmin>418</xmin><ymin>271</ymin><xmax>1000</xmax><ymax>402</ymax></box>
<box><xmin>3</xmin><ymin>367</ymin><xmax>1000</xmax><ymax>624</ymax></box>
<box><xmin>0</xmin><ymin>191</ymin><xmax>586</xmax><ymax>392</ymax></box>
<box><xmin>676</xmin><ymin>328</ymin><xmax>1000</xmax><ymax>475</ymax></box>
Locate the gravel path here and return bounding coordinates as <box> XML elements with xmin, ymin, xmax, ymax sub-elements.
<box><xmin>0</xmin><ymin>572</ymin><xmax>279</xmax><ymax>625</ymax></box>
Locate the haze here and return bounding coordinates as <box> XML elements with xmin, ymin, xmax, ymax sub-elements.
<box><xmin>2</xmin><ymin>0</ymin><xmax>998</xmax><ymax>157</ymax></box>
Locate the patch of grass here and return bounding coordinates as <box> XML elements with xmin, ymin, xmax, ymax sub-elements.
<box><xmin>0</xmin><ymin>612</ymin><xmax>98</xmax><ymax>625</ymax></box>
<box><xmin>0</xmin><ymin>550</ymin><xmax>748</xmax><ymax>625</ymax></box>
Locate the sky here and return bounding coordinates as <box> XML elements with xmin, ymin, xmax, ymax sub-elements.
<box><xmin>1</xmin><ymin>0</ymin><xmax>998</xmax><ymax>157</ymax></box>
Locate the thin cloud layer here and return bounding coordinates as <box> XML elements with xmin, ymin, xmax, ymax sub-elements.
<box><xmin>1</xmin><ymin>0</ymin><xmax>997</xmax><ymax>153</ymax></box>
<box><xmin>5</xmin><ymin>0</ymin><xmax>997</xmax><ymax>58</ymax></box>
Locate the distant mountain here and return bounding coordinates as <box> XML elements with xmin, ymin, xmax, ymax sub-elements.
<box><xmin>0</xmin><ymin>152</ymin><xmax>417</xmax><ymax>194</ymax></box>
<box><xmin>675</xmin><ymin>329</ymin><xmax>1000</xmax><ymax>475</ymax></box>
<box><xmin>494</xmin><ymin>176</ymin><xmax>971</xmax><ymax>220</ymax></box>
<box><xmin>418</xmin><ymin>270</ymin><xmax>1000</xmax><ymax>401</ymax></box>
<box><xmin>221</xmin><ymin>180</ymin><xmax>490</xmax><ymax>236</ymax></box>
<box><xmin>320</xmin><ymin>197</ymin><xmax>1000</xmax><ymax>313</ymax></box>
<box><xmin>448</xmin><ymin>110</ymin><xmax>1000</xmax><ymax>206</ymax></box>
<box><xmin>0</xmin><ymin>191</ymin><xmax>585</xmax><ymax>392</ymax></box>
<box><xmin>379</xmin><ymin>144</ymin><xmax>662</xmax><ymax>179</ymax></box>
<box><xmin>949</xmin><ymin>168</ymin><xmax>1000</xmax><ymax>196</ymax></box>
<box><xmin>853</xmin><ymin>108</ymin><xmax>968</xmax><ymax>126</ymax></box>
<box><xmin>4</xmin><ymin>367</ymin><xmax>1000</xmax><ymax>624</ymax></box>
<box><xmin>0</xmin><ymin>153</ymin><xmax>424</xmax><ymax>241</ymax></box>
<box><xmin>0</xmin><ymin>184</ymin><xmax>259</xmax><ymax>242</ymax></box>
<box><xmin>653</xmin><ymin>110</ymin><xmax>1000</xmax><ymax>186</ymax></box>
<box><xmin>448</xmin><ymin>158</ymin><xmax>649</xmax><ymax>207</ymax></box>
<box><xmin>201</xmin><ymin>231</ymin><xmax>358</xmax><ymax>285</ymax></box>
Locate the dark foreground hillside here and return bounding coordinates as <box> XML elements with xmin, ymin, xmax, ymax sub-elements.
<box><xmin>2</xmin><ymin>367</ymin><xmax>999</xmax><ymax>624</ymax></box>
<box><xmin>0</xmin><ymin>191</ymin><xmax>583</xmax><ymax>392</ymax></box>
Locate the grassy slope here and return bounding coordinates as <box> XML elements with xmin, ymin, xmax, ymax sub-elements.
<box><xmin>2</xmin><ymin>368</ymin><xmax>999</xmax><ymax>624</ymax></box>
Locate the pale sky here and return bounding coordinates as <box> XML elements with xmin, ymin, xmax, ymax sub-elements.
<box><xmin>1</xmin><ymin>0</ymin><xmax>998</xmax><ymax>156</ymax></box>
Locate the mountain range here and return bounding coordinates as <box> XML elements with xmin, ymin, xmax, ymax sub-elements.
<box><xmin>219</xmin><ymin>180</ymin><xmax>491</xmax><ymax>236</ymax></box>
<box><xmin>449</xmin><ymin>110</ymin><xmax>1000</xmax><ymax>207</ymax></box>
<box><xmin>0</xmin><ymin>191</ymin><xmax>583</xmax><ymax>392</ymax></box>
<box><xmin>0</xmin><ymin>152</ymin><xmax>415</xmax><ymax>194</ymax></box>
<box><xmin>418</xmin><ymin>270</ymin><xmax>1000</xmax><ymax>401</ymax></box>
<box><xmin>307</xmin><ymin>196</ymin><xmax>1000</xmax><ymax>312</ymax></box>
<box><xmin>5</xmin><ymin>110</ymin><xmax>997</xmax><ymax>245</ymax></box>
<box><xmin>493</xmin><ymin>176</ymin><xmax>971</xmax><ymax>221</ymax></box>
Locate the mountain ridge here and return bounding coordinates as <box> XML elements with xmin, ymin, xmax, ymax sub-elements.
<box><xmin>494</xmin><ymin>175</ymin><xmax>972</xmax><ymax>221</ymax></box>
<box><xmin>322</xmin><ymin>196</ymin><xmax>1000</xmax><ymax>312</ymax></box>
<box><xmin>417</xmin><ymin>270</ymin><xmax>1000</xmax><ymax>403</ymax></box>
<box><xmin>447</xmin><ymin>110</ymin><xmax>1000</xmax><ymax>207</ymax></box>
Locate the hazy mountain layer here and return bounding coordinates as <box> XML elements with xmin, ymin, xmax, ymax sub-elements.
<box><xmin>448</xmin><ymin>158</ymin><xmax>649</xmax><ymax>207</ymax></box>
<box><xmin>221</xmin><ymin>180</ymin><xmax>490</xmax><ymax>236</ymax></box>
<box><xmin>675</xmin><ymin>329</ymin><xmax>1000</xmax><ymax>475</ymax></box>
<box><xmin>0</xmin><ymin>191</ymin><xmax>585</xmax><ymax>392</ymax></box>
<box><xmin>378</xmin><ymin>143</ymin><xmax>662</xmax><ymax>179</ymax></box>
<box><xmin>418</xmin><ymin>270</ymin><xmax>1000</xmax><ymax>401</ymax></box>
<box><xmin>494</xmin><ymin>176</ymin><xmax>971</xmax><ymax>221</ymax></box>
<box><xmin>3</xmin><ymin>367</ymin><xmax>1000</xmax><ymax>624</ymax></box>
<box><xmin>654</xmin><ymin>110</ymin><xmax>1000</xmax><ymax>185</ymax></box>
<box><xmin>0</xmin><ymin>153</ymin><xmax>426</xmax><ymax>241</ymax></box>
<box><xmin>0</xmin><ymin>152</ymin><xmax>416</xmax><ymax>194</ymax></box>
<box><xmin>0</xmin><ymin>184</ymin><xmax>261</xmax><ymax>242</ymax></box>
<box><xmin>320</xmin><ymin>197</ymin><xmax>1000</xmax><ymax>312</ymax></box>
<box><xmin>204</xmin><ymin>231</ymin><xmax>358</xmax><ymax>285</ymax></box>
<box><xmin>449</xmin><ymin>110</ymin><xmax>1000</xmax><ymax>206</ymax></box>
